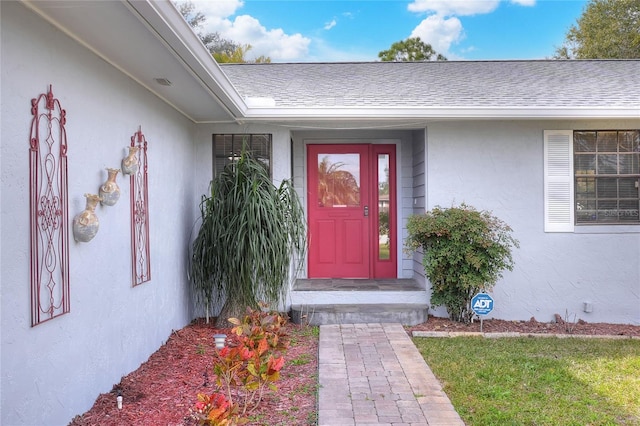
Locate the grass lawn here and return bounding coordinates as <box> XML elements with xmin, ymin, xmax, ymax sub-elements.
<box><xmin>413</xmin><ymin>337</ymin><xmax>640</xmax><ymax>425</ymax></box>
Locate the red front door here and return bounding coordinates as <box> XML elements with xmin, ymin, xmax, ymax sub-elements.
<box><xmin>307</xmin><ymin>144</ymin><xmax>396</xmax><ymax>279</ymax></box>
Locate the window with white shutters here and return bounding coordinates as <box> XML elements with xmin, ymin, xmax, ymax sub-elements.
<box><xmin>544</xmin><ymin>130</ymin><xmax>575</xmax><ymax>232</ymax></box>
<box><xmin>544</xmin><ymin>129</ymin><xmax>640</xmax><ymax>232</ymax></box>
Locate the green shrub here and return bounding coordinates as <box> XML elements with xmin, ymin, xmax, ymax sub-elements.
<box><xmin>406</xmin><ymin>204</ymin><xmax>519</xmax><ymax>323</ymax></box>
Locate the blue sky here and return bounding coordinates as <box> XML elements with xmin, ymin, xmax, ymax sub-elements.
<box><xmin>186</xmin><ymin>0</ymin><xmax>588</xmax><ymax>61</ymax></box>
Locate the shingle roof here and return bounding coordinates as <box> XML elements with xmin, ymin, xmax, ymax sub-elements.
<box><xmin>220</xmin><ymin>60</ymin><xmax>640</xmax><ymax>111</ymax></box>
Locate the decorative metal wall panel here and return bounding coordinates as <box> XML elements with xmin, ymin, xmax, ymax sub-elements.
<box><xmin>129</xmin><ymin>128</ymin><xmax>151</xmax><ymax>286</ymax></box>
<box><xmin>29</xmin><ymin>85</ymin><xmax>70</xmax><ymax>326</ymax></box>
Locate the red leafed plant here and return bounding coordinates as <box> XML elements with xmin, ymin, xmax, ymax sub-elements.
<box><xmin>192</xmin><ymin>392</ymin><xmax>238</xmax><ymax>426</ymax></box>
<box><xmin>193</xmin><ymin>306</ymin><xmax>290</xmax><ymax>425</ymax></box>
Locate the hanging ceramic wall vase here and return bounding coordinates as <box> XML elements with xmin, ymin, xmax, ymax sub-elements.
<box><xmin>99</xmin><ymin>168</ymin><xmax>121</xmax><ymax>206</ymax></box>
<box><xmin>73</xmin><ymin>193</ymin><xmax>101</xmax><ymax>242</ymax></box>
<box><xmin>121</xmin><ymin>146</ymin><xmax>139</xmax><ymax>175</ymax></box>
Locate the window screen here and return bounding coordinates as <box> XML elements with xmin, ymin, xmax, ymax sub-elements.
<box><xmin>574</xmin><ymin>130</ymin><xmax>640</xmax><ymax>224</ymax></box>
<box><xmin>213</xmin><ymin>134</ymin><xmax>272</xmax><ymax>177</ymax></box>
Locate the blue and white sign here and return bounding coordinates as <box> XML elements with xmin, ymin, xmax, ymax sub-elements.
<box><xmin>471</xmin><ymin>293</ymin><xmax>494</xmax><ymax>316</ymax></box>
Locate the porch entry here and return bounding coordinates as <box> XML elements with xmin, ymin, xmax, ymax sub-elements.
<box><xmin>307</xmin><ymin>144</ymin><xmax>396</xmax><ymax>279</ymax></box>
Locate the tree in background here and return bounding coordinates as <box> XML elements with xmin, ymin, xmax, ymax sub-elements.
<box><xmin>176</xmin><ymin>2</ymin><xmax>239</xmax><ymax>55</ymax></box>
<box><xmin>554</xmin><ymin>0</ymin><xmax>640</xmax><ymax>59</ymax></box>
<box><xmin>317</xmin><ymin>157</ymin><xmax>360</xmax><ymax>207</ymax></box>
<box><xmin>378</xmin><ymin>37</ymin><xmax>447</xmax><ymax>61</ymax></box>
<box><xmin>176</xmin><ymin>1</ymin><xmax>271</xmax><ymax>63</ymax></box>
<box><xmin>213</xmin><ymin>45</ymin><xmax>272</xmax><ymax>64</ymax></box>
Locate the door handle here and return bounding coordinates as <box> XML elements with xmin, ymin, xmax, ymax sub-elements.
<box><xmin>364</xmin><ymin>206</ymin><xmax>369</xmax><ymax>217</ymax></box>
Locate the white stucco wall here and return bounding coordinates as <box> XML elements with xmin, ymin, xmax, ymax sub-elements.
<box><xmin>194</xmin><ymin>122</ymin><xmax>293</xmax><ymax>193</ymax></box>
<box><xmin>287</xmin><ymin>123</ymin><xmax>639</xmax><ymax>325</ymax></box>
<box><xmin>1</xmin><ymin>3</ymin><xmax>195</xmax><ymax>424</ymax></box>
<box><xmin>190</xmin><ymin>116</ymin><xmax>640</xmax><ymax>325</ymax></box>
<box><xmin>425</xmin><ymin>120</ymin><xmax>640</xmax><ymax>324</ymax></box>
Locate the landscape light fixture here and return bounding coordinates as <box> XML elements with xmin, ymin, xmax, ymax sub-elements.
<box><xmin>213</xmin><ymin>334</ymin><xmax>227</xmax><ymax>349</ymax></box>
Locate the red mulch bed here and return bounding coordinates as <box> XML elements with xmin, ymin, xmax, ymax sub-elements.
<box><xmin>409</xmin><ymin>315</ymin><xmax>640</xmax><ymax>337</ymax></box>
<box><xmin>70</xmin><ymin>315</ymin><xmax>638</xmax><ymax>426</ymax></box>
<box><xmin>69</xmin><ymin>319</ymin><xmax>318</xmax><ymax>426</ymax></box>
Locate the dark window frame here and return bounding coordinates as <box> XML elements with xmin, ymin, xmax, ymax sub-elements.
<box><xmin>212</xmin><ymin>134</ymin><xmax>272</xmax><ymax>178</ymax></box>
<box><xmin>574</xmin><ymin>130</ymin><xmax>640</xmax><ymax>224</ymax></box>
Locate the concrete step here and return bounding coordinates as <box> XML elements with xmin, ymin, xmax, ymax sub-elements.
<box><xmin>291</xmin><ymin>290</ymin><xmax>428</xmax><ymax>306</ymax></box>
<box><xmin>290</xmin><ymin>303</ymin><xmax>429</xmax><ymax>326</ymax></box>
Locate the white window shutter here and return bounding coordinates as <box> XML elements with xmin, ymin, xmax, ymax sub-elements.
<box><xmin>544</xmin><ymin>130</ymin><xmax>574</xmax><ymax>232</ymax></box>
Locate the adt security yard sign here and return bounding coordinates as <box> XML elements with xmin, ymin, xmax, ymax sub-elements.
<box><xmin>472</xmin><ymin>293</ymin><xmax>494</xmax><ymax>316</ymax></box>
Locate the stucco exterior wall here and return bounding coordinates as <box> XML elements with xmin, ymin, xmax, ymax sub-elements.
<box><xmin>425</xmin><ymin>120</ymin><xmax>640</xmax><ymax>324</ymax></box>
<box><xmin>194</xmin><ymin>122</ymin><xmax>293</xmax><ymax>194</ymax></box>
<box><xmin>1</xmin><ymin>3</ymin><xmax>195</xmax><ymax>424</ymax></box>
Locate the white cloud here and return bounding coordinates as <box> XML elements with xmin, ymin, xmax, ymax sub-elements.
<box><xmin>407</xmin><ymin>0</ymin><xmax>535</xmax><ymax>58</ymax></box>
<box><xmin>510</xmin><ymin>0</ymin><xmax>536</xmax><ymax>5</ymax></box>
<box><xmin>407</xmin><ymin>0</ymin><xmax>534</xmax><ymax>16</ymax></box>
<box><xmin>223</xmin><ymin>15</ymin><xmax>311</xmax><ymax>60</ymax></box>
<box><xmin>408</xmin><ymin>0</ymin><xmax>500</xmax><ymax>16</ymax></box>
<box><xmin>178</xmin><ymin>0</ymin><xmax>537</xmax><ymax>62</ymax></box>
<box><xmin>324</xmin><ymin>19</ymin><xmax>337</xmax><ymax>30</ymax></box>
<box><xmin>410</xmin><ymin>15</ymin><xmax>465</xmax><ymax>55</ymax></box>
<box><xmin>180</xmin><ymin>0</ymin><xmax>311</xmax><ymax>61</ymax></box>
<box><xmin>307</xmin><ymin>38</ymin><xmax>377</xmax><ymax>62</ymax></box>
<box><xmin>185</xmin><ymin>0</ymin><xmax>244</xmax><ymax>19</ymax></box>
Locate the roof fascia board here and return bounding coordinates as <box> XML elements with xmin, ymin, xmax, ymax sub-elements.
<box><xmin>123</xmin><ymin>0</ymin><xmax>249</xmax><ymax>118</ymax></box>
<box><xmin>241</xmin><ymin>107</ymin><xmax>640</xmax><ymax>120</ymax></box>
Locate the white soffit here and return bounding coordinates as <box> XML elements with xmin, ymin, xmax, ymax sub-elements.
<box><xmin>21</xmin><ymin>0</ymin><xmax>246</xmax><ymax>123</ymax></box>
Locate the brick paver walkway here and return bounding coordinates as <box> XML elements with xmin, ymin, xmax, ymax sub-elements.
<box><xmin>318</xmin><ymin>323</ymin><xmax>464</xmax><ymax>426</ymax></box>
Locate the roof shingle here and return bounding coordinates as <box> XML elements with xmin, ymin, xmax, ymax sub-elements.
<box><xmin>220</xmin><ymin>60</ymin><xmax>640</xmax><ymax>110</ymax></box>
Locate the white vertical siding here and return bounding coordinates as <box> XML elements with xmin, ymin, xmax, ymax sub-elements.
<box><xmin>399</xmin><ymin>136</ymin><xmax>415</xmax><ymax>279</ymax></box>
<box><xmin>410</xmin><ymin>129</ymin><xmax>427</xmax><ymax>287</ymax></box>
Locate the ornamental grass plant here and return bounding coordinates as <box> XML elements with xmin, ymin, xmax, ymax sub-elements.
<box><xmin>190</xmin><ymin>149</ymin><xmax>306</xmax><ymax>326</ymax></box>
